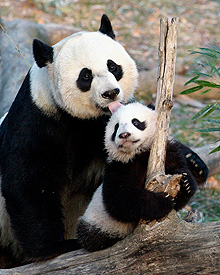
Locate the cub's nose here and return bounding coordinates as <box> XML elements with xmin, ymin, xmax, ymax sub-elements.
<box><xmin>119</xmin><ymin>132</ymin><xmax>131</xmax><ymax>139</ymax></box>
<box><xmin>102</xmin><ymin>88</ymin><xmax>120</xmax><ymax>100</ymax></box>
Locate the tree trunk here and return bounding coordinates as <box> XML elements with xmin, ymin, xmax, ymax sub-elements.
<box><xmin>0</xmin><ymin>211</ymin><xmax>219</xmax><ymax>274</ymax></box>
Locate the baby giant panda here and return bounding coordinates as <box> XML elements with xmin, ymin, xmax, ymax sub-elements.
<box><xmin>77</xmin><ymin>102</ymin><xmax>208</xmax><ymax>252</ymax></box>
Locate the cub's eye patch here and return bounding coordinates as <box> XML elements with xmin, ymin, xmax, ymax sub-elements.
<box><xmin>111</xmin><ymin>123</ymin><xmax>119</xmax><ymax>141</ymax></box>
<box><xmin>107</xmin><ymin>59</ymin><xmax>123</xmax><ymax>81</ymax></box>
<box><xmin>132</xmin><ymin>118</ymin><xmax>146</xmax><ymax>130</ymax></box>
<box><xmin>77</xmin><ymin>68</ymin><xmax>93</xmax><ymax>92</ymax></box>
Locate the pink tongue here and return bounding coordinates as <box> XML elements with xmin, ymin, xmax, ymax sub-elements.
<box><xmin>108</xmin><ymin>101</ymin><xmax>123</xmax><ymax>114</ymax></box>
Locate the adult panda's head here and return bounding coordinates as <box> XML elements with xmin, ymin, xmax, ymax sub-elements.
<box><xmin>30</xmin><ymin>14</ymin><xmax>138</xmax><ymax>119</ymax></box>
<box><xmin>105</xmin><ymin>102</ymin><xmax>157</xmax><ymax>163</ymax></box>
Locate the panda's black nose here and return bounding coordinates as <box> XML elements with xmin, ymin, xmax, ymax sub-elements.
<box><xmin>119</xmin><ymin>132</ymin><xmax>131</xmax><ymax>139</ymax></box>
<box><xmin>102</xmin><ymin>88</ymin><xmax>120</xmax><ymax>100</ymax></box>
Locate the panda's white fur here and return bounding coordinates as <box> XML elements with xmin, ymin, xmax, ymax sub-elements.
<box><xmin>0</xmin><ymin>113</ymin><xmax>7</xmax><ymax>126</ymax></box>
<box><xmin>77</xmin><ymin>103</ymin><xmax>158</xmax><ymax>250</ymax></box>
<box><xmin>80</xmin><ymin>184</ymin><xmax>135</xmax><ymax>239</ymax></box>
<box><xmin>31</xmin><ymin>32</ymin><xmax>138</xmax><ymax>119</ymax></box>
<box><xmin>105</xmin><ymin>102</ymin><xmax>157</xmax><ymax>163</ymax></box>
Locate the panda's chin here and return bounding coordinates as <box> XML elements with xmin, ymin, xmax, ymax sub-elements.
<box><xmin>95</xmin><ymin>104</ymin><xmax>111</xmax><ymax>116</ymax></box>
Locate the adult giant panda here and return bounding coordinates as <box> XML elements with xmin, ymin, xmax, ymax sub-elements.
<box><xmin>77</xmin><ymin>102</ymin><xmax>208</xmax><ymax>252</ymax></box>
<box><xmin>0</xmin><ymin>15</ymin><xmax>208</xmax><ymax>267</ymax></box>
<box><xmin>0</xmin><ymin>15</ymin><xmax>138</xmax><ymax>266</ymax></box>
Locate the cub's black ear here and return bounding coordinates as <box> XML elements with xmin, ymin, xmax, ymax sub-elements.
<box><xmin>33</xmin><ymin>39</ymin><xmax>53</xmax><ymax>68</ymax></box>
<box><xmin>99</xmin><ymin>14</ymin><xmax>115</xmax><ymax>39</ymax></box>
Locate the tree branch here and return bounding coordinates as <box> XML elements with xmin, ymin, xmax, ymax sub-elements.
<box><xmin>145</xmin><ymin>18</ymin><xmax>180</xmax><ymax>197</ymax></box>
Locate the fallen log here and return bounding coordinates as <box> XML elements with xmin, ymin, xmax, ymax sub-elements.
<box><xmin>0</xmin><ymin>211</ymin><xmax>219</xmax><ymax>274</ymax></box>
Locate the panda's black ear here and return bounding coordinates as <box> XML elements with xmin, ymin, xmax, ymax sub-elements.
<box><xmin>33</xmin><ymin>39</ymin><xmax>53</xmax><ymax>68</ymax></box>
<box><xmin>99</xmin><ymin>14</ymin><xmax>115</xmax><ymax>40</ymax></box>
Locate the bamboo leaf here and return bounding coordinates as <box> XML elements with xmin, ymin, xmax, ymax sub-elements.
<box><xmin>194</xmin><ymin>80</ymin><xmax>220</xmax><ymax>88</ymax></box>
<box><xmin>198</xmin><ymin>47</ymin><xmax>220</xmax><ymax>56</ymax></box>
<box><xmin>192</xmin><ymin>102</ymin><xmax>216</xmax><ymax>120</ymax></box>
<box><xmin>190</xmin><ymin>51</ymin><xmax>216</xmax><ymax>58</ymax></box>
<box><xmin>184</xmin><ymin>75</ymin><xmax>200</xmax><ymax>86</ymax></box>
<box><xmin>201</xmin><ymin>106</ymin><xmax>217</xmax><ymax>118</ymax></box>
<box><xmin>181</xmin><ymin>86</ymin><xmax>202</xmax><ymax>94</ymax></box>
<box><xmin>209</xmin><ymin>145</ymin><xmax>220</xmax><ymax>154</ymax></box>
<box><xmin>197</xmin><ymin>128</ymin><xmax>220</xmax><ymax>132</ymax></box>
<box><xmin>201</xmin><ymin>89</ymin><xmax>212</xmax><ymax>95</ymax></box>
<box><xmin>205</xmin><ymin>119</ymin><xmax>220</xmax><ymax>123</ymax></box>
<box><xmin>212</xmin><ymin>45</ymin><xmax>220</xmax><ymax>54</ymax></box>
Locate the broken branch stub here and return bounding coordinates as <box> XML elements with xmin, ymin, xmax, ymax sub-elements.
<box><xmin>146</xmin><ymin>17</ymin><xmax>180</xmax><ymax>197</ymax></box>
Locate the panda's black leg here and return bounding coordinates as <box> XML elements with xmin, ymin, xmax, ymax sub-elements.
<box><xmin>177</xmin><ymin>142</ymin><xmax>209</xmax><ymax>185</ymax></box>
<box><xmin>4</xmin><ymin>189</ymin><xmax>81</xmax><ymax>262</ymax></box>
<box><xmin>174</xmin><ymin>171</ymin><xmax>197</xmax><ymax>211</ymax></box>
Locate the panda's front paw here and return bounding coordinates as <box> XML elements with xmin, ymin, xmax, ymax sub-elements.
<box><xmin>181</xmin><ymin>173</ymin><xmax>192</xmax><ymax>195</ymax></box>
<box><xmin>180</xmin><ymin>172</ymin><xmax>197</xmax><ymax>197</ymax></box>
<box><xmin>173</xmin><ymin>172</ymin><xmax>197</xmax><ymax>211</ymax></box>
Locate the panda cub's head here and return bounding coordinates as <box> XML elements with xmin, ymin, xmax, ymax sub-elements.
<box><xmin>105</xmin><ymin>102</ymin><xmax>157</xmax><ymax>163</ymax></box>
<box><xmin>30</xmin><ymin>15</ymin><xmax>138</xmax><ymax>119</ymax></box>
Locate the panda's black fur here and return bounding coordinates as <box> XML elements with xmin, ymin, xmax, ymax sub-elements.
<box><xmin>0</xmin><ymin>15</ymin><xmax>208</xmax><ymax>267</ymax></box>
<box><xmin>76</xmin><ymin>103</ymin><xmax>209</xmax><ymax>252</ymax></box>
<box><xmin>0</xmin><ymin>72</ymin><xmax>109</xmax><ymax>263</ymax></box>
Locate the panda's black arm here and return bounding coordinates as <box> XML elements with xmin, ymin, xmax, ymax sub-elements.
<box><xmin>102</xmin><ymin>153</ymin><xmax>173</xmax><ymax>223</ymax></box>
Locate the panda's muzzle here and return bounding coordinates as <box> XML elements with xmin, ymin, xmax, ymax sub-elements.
<box><xmin>102</xmin><ymin>88</ymin><xmax>120</xmax><ymax>100</ymax></box>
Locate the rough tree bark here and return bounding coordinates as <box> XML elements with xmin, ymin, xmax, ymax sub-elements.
<box><xmin>145</xmin><ymin>17</ymin><xmax>180</xmax><ymax>198</ymax></box>
<box><xmin>0</xmin><ymin>18</ymin><xmax>219</xmax><ymax>274</ymax></box>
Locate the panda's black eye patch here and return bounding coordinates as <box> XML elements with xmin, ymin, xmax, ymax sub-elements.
<box><xmin>111</xmin><ymin>123</ymin><xmax>119</xmax><ymax>141</ymax></box>
<box><xmin>107</xmin><ymin>60</ymin><xmax>123</xmax><ymax>81</ymax></box>
<box><xmin>77</xmin><ymin>68</ymin><xmax>93</xmax><ymax>92</ymax></box>
<box><xmin>132</xmin><ymin>118</ymin><xmax>146</xmax><ymax>130</ymax></box>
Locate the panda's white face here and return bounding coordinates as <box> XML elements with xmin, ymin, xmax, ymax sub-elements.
<box><xmin>105</xmin><ymin>102</ymin><xmax>157</xmax><ymax>163</ymax></box>
<box><xmin>31</xmin><ymin>30</ymin><xmax>138</xmax><ymax>119</ymax></box>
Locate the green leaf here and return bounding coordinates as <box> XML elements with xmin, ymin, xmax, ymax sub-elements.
<box><xmin>197</xmin><ymin>128</ymin><xmax>220</xmax><ymax>132</ymax></box>
<box><xmin>200</xmin><ymin>89</ymin><xmax>212</xmax><ymax>95</ymax></box>
<box><xmin>194</xmin><ymin>80</ymin><xmax>220</xmax><ymax>88</ymax></box>
<box><xmin>205</xmin><ymin>119</ymin><xmax>220</xmax><ymax>123</ymax></box>
<box><xmin>192</xmin><ymin>102</ymin><xmax>216</xmax><ymax>120</ymax></box>
<box><xmin>209</xmin><ymin>145</ymin><xmax>220</xmax><ymax>154</ymax></box>
<box><xmin>198</xmin><ymin>47</ymin><xmax>220</xmax><ymax>57</ymax></box>
<box><xmin>197</xmin><ymin>72</ymin><xmax>213</xmax><ymax>78</ymax></box>
<box><xmin>184</xmin><ymin>75</ymin><xmax>200</xmax><ymax>86</ymax></box>
<box><xmin>201</xmin><ymin>106</ymin><xmax>217</xmax><ymax>118</ymax></box>
<box><xmin>181</xmin><ymin>86</ymin><xmax>202</xmax><ymax>95</ymax></box>
<box><xmin>190</xmin><ymin>51</ymin><xmax>216</xmax><ymax>58</ymax></box>
<box><xmin>212</xmin><ymin>45</ymin><xmax>220</xmax><ymax>54</ymax></box>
